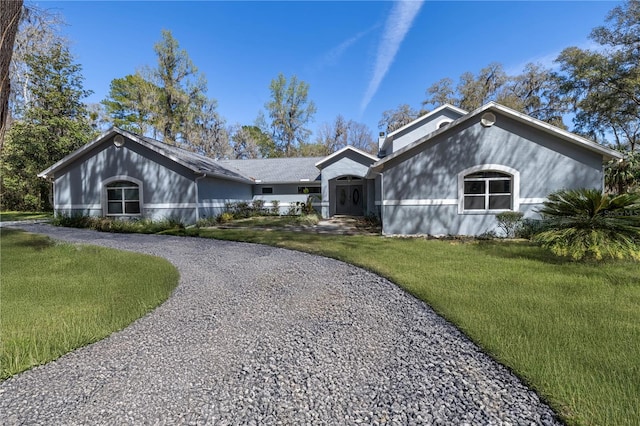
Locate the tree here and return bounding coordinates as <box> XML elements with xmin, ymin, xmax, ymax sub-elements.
<box><xmin>378</xmin><ymin>104</ymin><xmax>420</xmax><ymax>133</ymax></box>
<box><xmin>0</xmin><ymin>0</ymin><xmax>23</xmax><ymax>150</ymax></box>
<box><xmin>102</xmin><ymin>73</ymin><xmax>159</xmax><ymax>135</ymax></box>
<box><xmin>102</xmin><ymin>30</ymin><xmax>228</xmax><ymax>155</ymax></box>
<box><xmin>314</xmin><ymin>115</ymin><xmax>377</xmax><ymax>155</ymax></box>
<box><xmin>229</xmin><ymin>125</ymin><xmax>266</xmax><ymax>159</ymax></box>
<box><xmin>555</xmin><ymin>0</ymin><xmax>640</xmax><ymax>152</ymax></box>
<box><xmin>423</xmin><ymin>62</ymin><xmax>567</xmax><ymax>128</ymax></box>
<box><xmin>1</xmin><ymin>42</ymin><xmax>95</xmax><ymax>210</ymax></box>
<box><xmin>264</xmin><ymin>73</ymin><xmax>316</xmax><ymax>157</ymax></box>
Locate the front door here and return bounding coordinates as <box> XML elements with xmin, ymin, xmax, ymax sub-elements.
<box><xmin>335</xmin><ymin>184</ymin><xmax>364</xmax><ymax>216</ymax></box>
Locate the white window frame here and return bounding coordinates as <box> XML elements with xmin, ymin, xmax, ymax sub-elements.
<box><xmin>102</xmin><ymin>176</ymin><xmax>143</xmax><ymax>217</ymax></box>
<box><xmin>457</xmin><ymin>164</ymin><xmax>519</xmax><ymax>214</ymax></box>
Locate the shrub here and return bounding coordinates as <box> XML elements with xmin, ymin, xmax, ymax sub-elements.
<box><xmin>516</xmin><ymin>218</ymin><xmax>547</xmax><ymax>239</ymax></box>
<box><xmin>252</xmin><ymin>199</ymin><xmax>265</xmax><ymax>215</ymax></box>
<box><xmin>533</xmin><ymin>188</ymin><xmax>640</xmax><ymax>261</ymax></box>
<box><xmin>270</xmin><ymin>200</ymin><xmax>280</xmax><ymax>215</ymax></box>
<box><xmin>217</xmin><ymin>212</ymin><xmax>234</xmax><ymax>224</ymax></box>
<box><xmin>286</xmin><ymin>202</ymin><xmax>302</xmax><ymax>216</ymax></box>
<box><xmin>495</xmin><ymin>211</ymin><xmax>524</xmax><ymax>238</ymax></box>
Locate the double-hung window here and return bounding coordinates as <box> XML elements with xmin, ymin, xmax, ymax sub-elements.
<box><xmin>106</xmin><ymin>181</ymin><xmax>141</xmax><ymax>216</ymax></box>
<box><xmin>463</xmin><ymin>171</ymin><xmax>512</xmax><ymax>211</ymax></box>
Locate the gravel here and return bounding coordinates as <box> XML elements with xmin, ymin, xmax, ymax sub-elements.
<box><xmin>0</xmin><ymin>224</ymin><xmax>561</xmax><ymax>425</ymax></box>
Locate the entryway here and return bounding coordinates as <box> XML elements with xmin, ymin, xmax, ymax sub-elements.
<box><xmin>335</xmin><ymin>176</ymin><xmax>363</xmax><ymax>216</ymax></box>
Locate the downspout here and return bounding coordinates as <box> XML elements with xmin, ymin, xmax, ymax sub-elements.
<box><xmin>194</xmin><ymin>173</ymin><xmax>207</xmax><ymax>222</ymax></box>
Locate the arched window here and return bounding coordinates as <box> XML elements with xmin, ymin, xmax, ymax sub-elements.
<box><xmin>106</xmin><ymin>181</ymin><xmax>140</xmax><ymax>216</ymax></box>
<box><xmin>458</xmin><ymin>165</ymin><xmax>519</xmax><ymax>213</ymax></box>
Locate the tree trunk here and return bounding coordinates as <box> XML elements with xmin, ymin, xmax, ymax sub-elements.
<box><xmin>0</xmin><ymin>0</ymin><xmax>23</xmax><ymax>152</ymax></box>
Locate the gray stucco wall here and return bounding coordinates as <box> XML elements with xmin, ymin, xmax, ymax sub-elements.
<box><xmin>197</xmin><ymin>177</ymin><xmax>253</xmax><ymax>219</ymax></box>
<box><xmin>53</xmin><ymin>136</ymin><xmax>199</xmax><ymax>223</ymax></box>
<box><xmin>381</xmin><ymin>112</ymin><xmax>605</xmax><ymax>236</ymax></box>
<box><xmin>319</xmin><ymin>151</ymin><xmax>375</xmax><ymax>218</ymax></box>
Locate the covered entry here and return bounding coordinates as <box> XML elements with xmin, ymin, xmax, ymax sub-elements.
<box><xmin>335</xmin><ymin>176</ymin><xmax>363</xmax><ymax>216</ymax></box>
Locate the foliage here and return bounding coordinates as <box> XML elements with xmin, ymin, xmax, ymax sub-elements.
<box><xmin>264</xmin><ymin>73</ymin><xmax>316</xmax><ymax>156</ymax></box>
<box><xmin>1</xmin><ymin>42</ymin><xmax>95</xmax><ymax>211</ymax></box>
<box><xmin>0</xmin><ymin>228</ymin><xmax>178</xmax><ymax>379</ymax></box>
<box><xmin>270</xmin><ymin>199</ymin><xmax>280</xmax><ymax>215</ymax></box>
<box><xmin>605</xmin><ymin>150</ymin><xmax>640</xmax><ymax>194</ymax></box>
<box><xmin>533</xmin><ymin>188</ymin><xmax>640</xmax><ymax>260</ymax></box>
<box><xmin>6</xmin><ymin>4</ymin><xmax>65</xmax><ymax>124</ymax></box>
<box><xmin>102</xmin><ymin>30</ymin><xmax>229</xmax><ymax>157</ymax></box>
<box><xmin>554</xmin><ymin>0</ymin><xmax>640</xmax><ymax>152</ymax></box>
<box><xmin>516</xmin><ymin>218</ymin><xmax>547</xmax><ymax>240</ymax></box>
<box><xmin>101</xmin><ymin>73</ymin><xmax>159</xmax><ymax>135</ymax></box>
<box><xmin>51</xmin><ymin>214</ymin><xmax>186</xmax><ymax>234</ymax></box>
<box><xmin>312</xmin><ymin>115</ymin><xmax>377</xmax><ymax>155</ymax></box>
<box><xmin>217</xmin><ymin>212</ymin><xmax>234</xmax><ymax>224</ymax></box>
<box><xmin>378</xmin><ymin>103</ymin><xmax>421</xmax><ymax>133</ymax></box>
<box><xmin>495</xmin><ymin>211</ymin><xmax>524</xmax><ymax>238</ymax></box>
<box><xmin>228</xmin><ymin>124</ymin><xmax>262</xmax><ymax>159</ymax></box>
<box><xmin>423</xmin><ymin>62</ymin><xmax>567</xmax><ymax>127</ymax></box>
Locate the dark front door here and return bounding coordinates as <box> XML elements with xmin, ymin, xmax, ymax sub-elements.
<box><xmin>335</xmin><ymin>184</ymin><xmax>364</xmax><ymax>216</ymax></box>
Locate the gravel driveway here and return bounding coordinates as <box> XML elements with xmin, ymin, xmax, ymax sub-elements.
<box><xmin>1</xmin><ymin>224</ymin><xmax>560</xmax><ymax>425</ymax></box>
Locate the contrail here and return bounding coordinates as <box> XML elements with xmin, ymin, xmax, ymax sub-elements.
<box><xmin>360</xmin><ymin>0</ymin><xmax>424</xmax><ymax>113</ymax></box>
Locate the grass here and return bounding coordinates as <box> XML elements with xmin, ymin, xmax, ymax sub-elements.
<box><xmin>0</xmin><ymin>211</ymin><xmax>52</xmax><ymax>222</ymax></box>
<box><xmin>0</xmin><ymin>228</ymin><xmax>179</xmax><ymax>380</ymax></box>
<box><xmin>182</xmin><ymin>227</ymin><xmax>639</xmax><ymax>426</ymax></box>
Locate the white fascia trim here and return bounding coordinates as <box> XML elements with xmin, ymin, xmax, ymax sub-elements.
<box><xmin>315</xmin><ymin>146</ymin><xmax>378</xmax><ymax>168</ymax></box>
<box><xmin>457</xmin><ymin>164</ymin><xmax>520</xmax><ymax>214</ymax></box>
<box><xmin>520</xmin><ymin>198</ymin><xmax>547</xmax><ymax>204</ymax></box>
<box><xmin>382</xmin><ymin>199</ymin><xmax>457</xmax><ymax>206</ymax></box>
<box><xmin>386</xmin><ymin>104</ymin><xmax>468</xmax><ymax>139</ymax></box>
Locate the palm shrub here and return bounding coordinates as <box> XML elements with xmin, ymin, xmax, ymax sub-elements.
<box><xmin>533</xmin><ymin>188</ymin><xmax>640</xmax><ymax>261</ymax></box>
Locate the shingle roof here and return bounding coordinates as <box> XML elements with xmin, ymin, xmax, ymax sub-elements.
<box><xmin>218</xmin><ymin>157</ymin><xmax>323</xmax><ymax>183</ymax></box>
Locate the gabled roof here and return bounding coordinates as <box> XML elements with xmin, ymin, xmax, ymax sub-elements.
<box><xmin>386</xmin><ymin>103</ymin><xmax>468</xmax><ymax>139</ymax></box>
<box><xmin>38</xmin><ymin>127</ymin><xmax>251</xmax><ymax>183</ymax></box>
<box><xmin>370</xmin><ymin>102</ymin><xmax>623</xmax><ymax>175</ymax></box>
<box><xmin>219</xmin><ymin>157</ymin><xmax>323</xmax><ymax>183</ymax></box>
<box><xmin>314</xmin><ymin>146</ymin><xmax>378</xmax><ymax>169</ymax></box>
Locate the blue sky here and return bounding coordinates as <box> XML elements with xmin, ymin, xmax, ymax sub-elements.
<box><xmin>41</xmin><ymin>0</ymin><xmax>620</xmax><ymax>138</ymax></box>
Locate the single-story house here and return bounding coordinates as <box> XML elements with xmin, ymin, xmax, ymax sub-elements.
<box><xmin>39</xmin><ymin>102</ymin><xmax>622</xmax><ymax>236</ymax></box>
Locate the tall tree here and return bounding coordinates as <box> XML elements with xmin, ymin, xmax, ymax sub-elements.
<box><xmin>102</xmin><ymin>73</ymin><xmax>159</xmax><ymax>135</ymax></box>
<box><xmin>1</xmin><ymin>42</ymin><xmax>95</xmax><ymax>210</ymax></box>
<box><xmin>378</xmin><ymin>104</ymin><xmax>420</xmax><ymax>133</ymax></box>
<box><xmin>8</xmin><ymin>5</ymin><xmax>65</xmax><ymax>121</ymax></box>
<box><xmin>315</xmin><ymin>115</ymin><xmax>377</xmax><ymax>155</ymax></box>
<box><xmin>264</xmin><ymin>73</ymin><xmax>316</xmax><ymax>157</ymax></box>
<box><xmin>0</xmin><ymin>0</ymin><xmax>23</xmax><ymax>150</ymax></box>
<box><xmin>229</xmin><ymin>125</ymin><xmax>262</xmax><ymax>159</ymax></box>
<box><xmin>555</xmin><ymin>0</ymin><xmax>640</xmax><ymax>153</ymax></box>
<box><xmin>102</xmin><ymin>30</ymin><xmax>228</xmax><ymax>155</ymax></box>
<box><xmin>423</xmin><ymin>62</ymin><xmax>567</xmax><ymax>128</ymax></box>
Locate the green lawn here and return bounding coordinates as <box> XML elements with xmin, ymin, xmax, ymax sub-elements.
<box><xmin>189</xmin><ymin>228</ymin><xmax>639</xmax><ymax>426</ymax></box>
<box><xmin>0</xmin><ymin>228</ymin><xmax>179</xmax><ymax>379</ymax></box>
<box><xmin>0</xmin><ymin>211</ymin><xmax>52</xmax><ymax>222</ymax></box>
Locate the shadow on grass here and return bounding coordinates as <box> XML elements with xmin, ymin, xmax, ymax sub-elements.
<box><xmin>471</xmin><ymin>240</ymin><xmax>575</xmax><ymax>266</ymax></box>
<box><xmin>0</xmin><ymin>228</ymin><xmax>53</xmax><ymax>251</ymax></box>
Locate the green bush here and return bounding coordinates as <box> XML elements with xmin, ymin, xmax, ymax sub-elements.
<box><xmin>533</xmin><ymin>188</ymin><xmax>640</xmax><ymax>260</ymax></box>
<box><xmin>495</xmin><ymin>211</ymin><xmax>524</xmax><ymax>238</ymax></box>
<box><xmin>217</xmin><ymin>212</ymin><xmax>234</xmax><ymax>224</ymax></box>
<box><xmin>270</xmin><ymin>200</ymin><xmax>280</xmax><ymax>215</ymax></box>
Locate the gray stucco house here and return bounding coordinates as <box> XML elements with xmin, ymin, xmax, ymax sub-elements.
<box><xmin>39</xmin><ymin>102</ymin><xmax>622</xmax><ymax>236</ymax></box>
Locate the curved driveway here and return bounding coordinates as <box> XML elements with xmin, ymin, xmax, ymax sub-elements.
<box><xmin>1</xmin><ymin>224</ymin><xmax>559</xmax><ymax>425</ymax></box>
